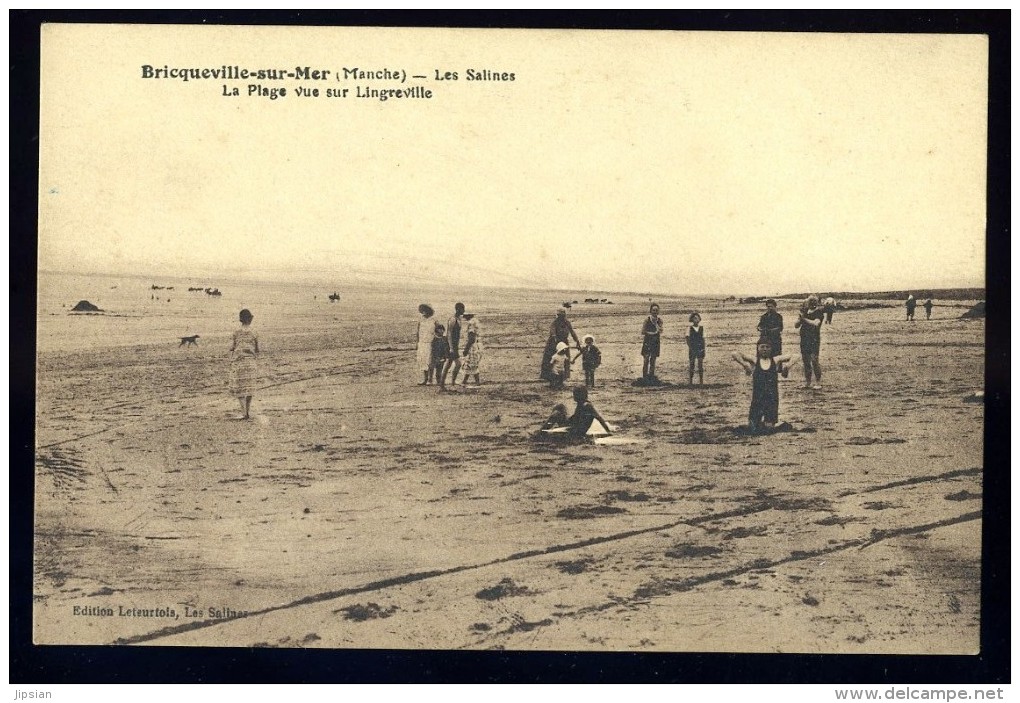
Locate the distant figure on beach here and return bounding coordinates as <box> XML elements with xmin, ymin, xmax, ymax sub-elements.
<box><xmin>795</xmin><ymin>295</ymin><xmax>824</xmax><ymax>389</ymax></box>
<box><xmin>923</xmin><ymin>298</ymin><xmax>934</xmax><ymax>320</ymax></box>
<box><xmin>541</xmin><ymin>308</ymin><xmax>581</xmax><ymax>381</ymax></box>
<box><xmin>686</xmin><ymin>312</ymin><xmax>705</xmax><ymax>385</ymax></box>
<box><xmin>641</xmin><ymin>303</ymin><xmax>663</xmax><ymax>382</ymax></box>
<box><xmin>541</xmin><ymin>386</ymin><xmax>612</xmax><ymax>438</ymax></box>
<box><xmin>229</xmin><ymin>308</ymin><xmax>259</xmax><ymax>420</ymax></box>
<box><xmin>823</xmin><ymin>297</ymin><xmax>836</xmax><ymax>324</ymax></box>
<box><xmin>416</xmin><ymin>304</ymin><xmax>436</xmax><ymax>385</ymax></box>
<box><xmin>905</xmin><ymin>294</ymin><xmax>917</xmax><ymax>321</ymax></box>
<box><xmin>459</xmin><ymin>313</ymin><xmax>483</xmax><ymax>386</ymax></box>
<box><xmin>439</xmin><ymin>302</ymin><xmax>465</xmax><ymax>390</ymax></box>
<box><xmin>579</xmin><ymin>335</ymin><xmax>602</xmax><ymax>389</ymax></box>
<box><xmin>733</xmin><ymin>339</ymin><xmax>793</xmax><ymax>433</ymax></box>
<box><xmin>429</xmin><ymin>324</ymin><xmax>449</xmax><ymax>385</ymax></box>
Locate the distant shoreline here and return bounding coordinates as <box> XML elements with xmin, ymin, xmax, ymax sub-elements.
<box><xmin>37</xmin><ymin>270</ymin><xmax>985</xmax><ymax>302</ymax></box>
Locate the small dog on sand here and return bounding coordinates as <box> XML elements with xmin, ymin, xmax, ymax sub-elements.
<box><xmin>179</xmin><ymin>335</ymin><xmax>200</xmax><ymax>347</ymax></box>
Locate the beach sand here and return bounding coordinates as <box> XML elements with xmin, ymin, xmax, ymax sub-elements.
<box><xmin>34</xmin><ymin>274</ymin><xmax>984</xmax><ymax>652</ymax></box>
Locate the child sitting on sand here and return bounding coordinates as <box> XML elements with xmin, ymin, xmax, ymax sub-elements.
<box><xmin>428</xmin><ymin>324</ymin><xmax>449</xmax><ymax>385</ymax></box>
<box><xmin>548</xmin><ymin>341</ymin><xmax>571</xmax><ymax>389</ymax></box>
<box><xmin>732</xmin><ymin>338</ymin><xmax>792</xmax><ymax>434</ymax></box>
<box><xmin>685</xmin><ymin>312</ymin><xmax>706</xmax><ymax>385</ymax></box>
<box><xmin>579</xmin><ymin>335</ymin><xmax>602</xmax><ymax>388</ymax></box>
<box><xmin>541</xmin><ymin>386</ymin><xmax>613</xmax><ymax>438</ymax></box>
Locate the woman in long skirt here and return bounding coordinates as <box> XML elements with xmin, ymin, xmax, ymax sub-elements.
<box><xmin>416</xmin><ymin>304</ymin><xmax>436</xmax><ymax>384</ymax></box>
<box><xmin>229</xmin><ymin>308</ymin><xmax>259</xmax><ymax>419</ymax></box>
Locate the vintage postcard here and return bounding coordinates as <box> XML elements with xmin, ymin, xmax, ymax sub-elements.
<box><xmin>35</xmin><ymin>24</ymin><xmax>988</xmax><ymax>652</ymax></box>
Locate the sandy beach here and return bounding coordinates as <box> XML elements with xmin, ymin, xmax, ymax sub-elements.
<box><xmin>34</xmin><ymin>272</ymin><xmax>985</xmax><ymax>653</ymax></box>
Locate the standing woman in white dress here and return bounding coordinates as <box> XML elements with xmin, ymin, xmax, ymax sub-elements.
<box><xmin>229</xmin><ymin>308</ymin><xmax>259</xmax><ymax>420</ymax></box>
<box><xmin>460</xmin><ymin>313</ymin><xmax>483</xmax><ymax>385</ymax></box>
<box><xmin>417</xmin><ymin>304</ymin><xmax>436</xmax><ymax>385</ymax></box>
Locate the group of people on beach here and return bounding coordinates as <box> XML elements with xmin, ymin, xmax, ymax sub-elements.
<box><xmin>221</xmin><ymin>293</ymin><xmax>844</xmax><ymax>433</ymax></box>
<box><xmin>636</xmin><ymin>303</ymin><xmax>706</xmax><ymax>386</ymax></box>
<box><xmin>416</xmin><ymin>303</ymin><xmax>482</xmax><ymax>390</ymax></box>
<box><xmin>905</xmin><ymin>294</ymin><xmax>935</xmax><ymax>321</ymax></box>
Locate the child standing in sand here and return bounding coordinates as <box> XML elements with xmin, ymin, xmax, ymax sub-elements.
<box><xmin>428</xmin><ymin>324</ymin><xmax>449</xmax><ymax>385</ymax></box>
<box><xmin>733</xmin><ymin>339</ymin><xmax>792</xmax><ymax>433</ymax></box>
<box><xmin>541</xmin><ymin>386</ymin><xmax>613</xmax><ymax>438</ymax></box>
<box><xmin>641</xmin><ymin>303</ymin><xmax>663</xmax><ymax>381</ymax></box>
<box><xmin>549</xmin><ymin>341</ymin><xmax>571</xmax><ymax>389</ymax></box>
<box><xmin>685</xmin><ymin>312</ymin><xmax>706</xmax><ymax>385</ymax></box>
<box><xmin>229</xmin><ymin>308</ymin><xmax>259</xmax><ymax>420</ymax></box>
<box><xmin>579</xmin><ymin>335</ymin><xmax>602</xmax><ymax>388</ymax></box>
<box><xmin>459</xmin><ymin>314</ymin><xmax>483</xmax><ymax>386</ymax></box>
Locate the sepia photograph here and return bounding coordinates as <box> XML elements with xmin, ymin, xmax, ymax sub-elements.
<box><xmin>24</xmin><ymin>17</ymin><xmax>1001</xmax><ymax>669</ymax></box>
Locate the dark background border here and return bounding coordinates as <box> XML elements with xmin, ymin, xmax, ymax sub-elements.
<box><xmin>10</xmin><ymin>10</ymin><xmax>1010</xmax><ymax>684</ymax></box>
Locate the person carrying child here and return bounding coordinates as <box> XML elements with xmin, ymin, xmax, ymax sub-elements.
<box><xmin>428</xmin><ymin>324</ymin><xmax>449</xmax><ymax>385</ymax></box>
<box><xmin>795</xmin><ymin>295</ymin><xmax>824</xmax><ymax>389</ymax></box>
<box><xmin>579</xmin><ymin>334</ymin><xmax>602</xmax><ymax>388</ymax></box>
<box><xmin>686</xmin><ymin>312</ymin><xmax>706</xmax><ymax>385</ymax></box>
<box><xmin>733</xmin><ymin>338</ymin><xmax>793</xmax><ymax>434</ymax></box>
<box><xmin>548</xmin><ymin>341</ymin><xmax>571</xmax><ymax>389</ymax></box>
<box><xmin>541</xmin><ymin>385</ymin><xmax>613</xmax><ymax>438</ymax></box>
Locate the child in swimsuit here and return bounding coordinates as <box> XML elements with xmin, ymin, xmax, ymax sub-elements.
<box><xmin>428</xmin><ymin>324</ymin><xmax>449</xmax><ymax>385</ymax></box>
<box><xmin>686</xmin><ymin>312</ymin><xmax>705</xmax><ymax>385</ymax></box>
<box><xmin>580</xmin><ymin>335</ymin><xmax>602</xmax><ymax>388</ymax></box>
<box><xmin>733</xmin><ymin>339</ymin><xmax>792</xmax><ymax>433</ymax></box>
<box><xmin>541</xmin><ymin>386</ymin><xmax>612</xmax><ymax>438</ymax></box>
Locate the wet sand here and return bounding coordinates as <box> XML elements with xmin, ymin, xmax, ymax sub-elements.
<box><xmin>34</xmin><ymin>284</ymin><xmax>984</xmax><ymax>652</ymax></box>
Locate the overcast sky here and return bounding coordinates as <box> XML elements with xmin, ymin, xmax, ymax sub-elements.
<box><xmin>39</xmin><ymin>27</ymin><xmax>987</xmax><ymax>295</ymax></box>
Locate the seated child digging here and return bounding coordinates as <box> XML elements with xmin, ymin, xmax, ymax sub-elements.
<box><xmin>541</xmin><ymin>385</ymin><xmax>613</xmax><ymax>438</ymax></box>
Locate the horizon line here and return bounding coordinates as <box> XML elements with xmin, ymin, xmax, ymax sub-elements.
<box><xmin>37</xmin><ymin>268</ymin><xmax>986</xmax><ymax>301</ymax></box>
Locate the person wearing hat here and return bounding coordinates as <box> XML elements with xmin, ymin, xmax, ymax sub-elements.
<box><xmin>540</xmin><ymin>308</ymin><xmax>582</xmax><ymax>381</ymax></box>
<box><xmin>416</xmin><ymin>303</ymin><xmax>436</xmax><ymax>385</ymax></box>
<box><xmin>548</xmin><ymin>341</ymin><xmax>571</xmax><ymax>389</ymax></box>
<box><xmin>823</xmin><ymin>297</ymin><xmax>836</xmax><ymax>324</ymax></box>
<box><xmin>795</xmin><ymin>295</ymin><xmax>824</xmax><ymax>389</ymax></box>
<box><xmin>923</xmin><ymin>298</ymin><xmax>934</xmax><ymax>320</ymax></box>
<box><xmin>905</xmin><ymin>293</ymin><xmax>917</xmax><ymax>322</ymax></box>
